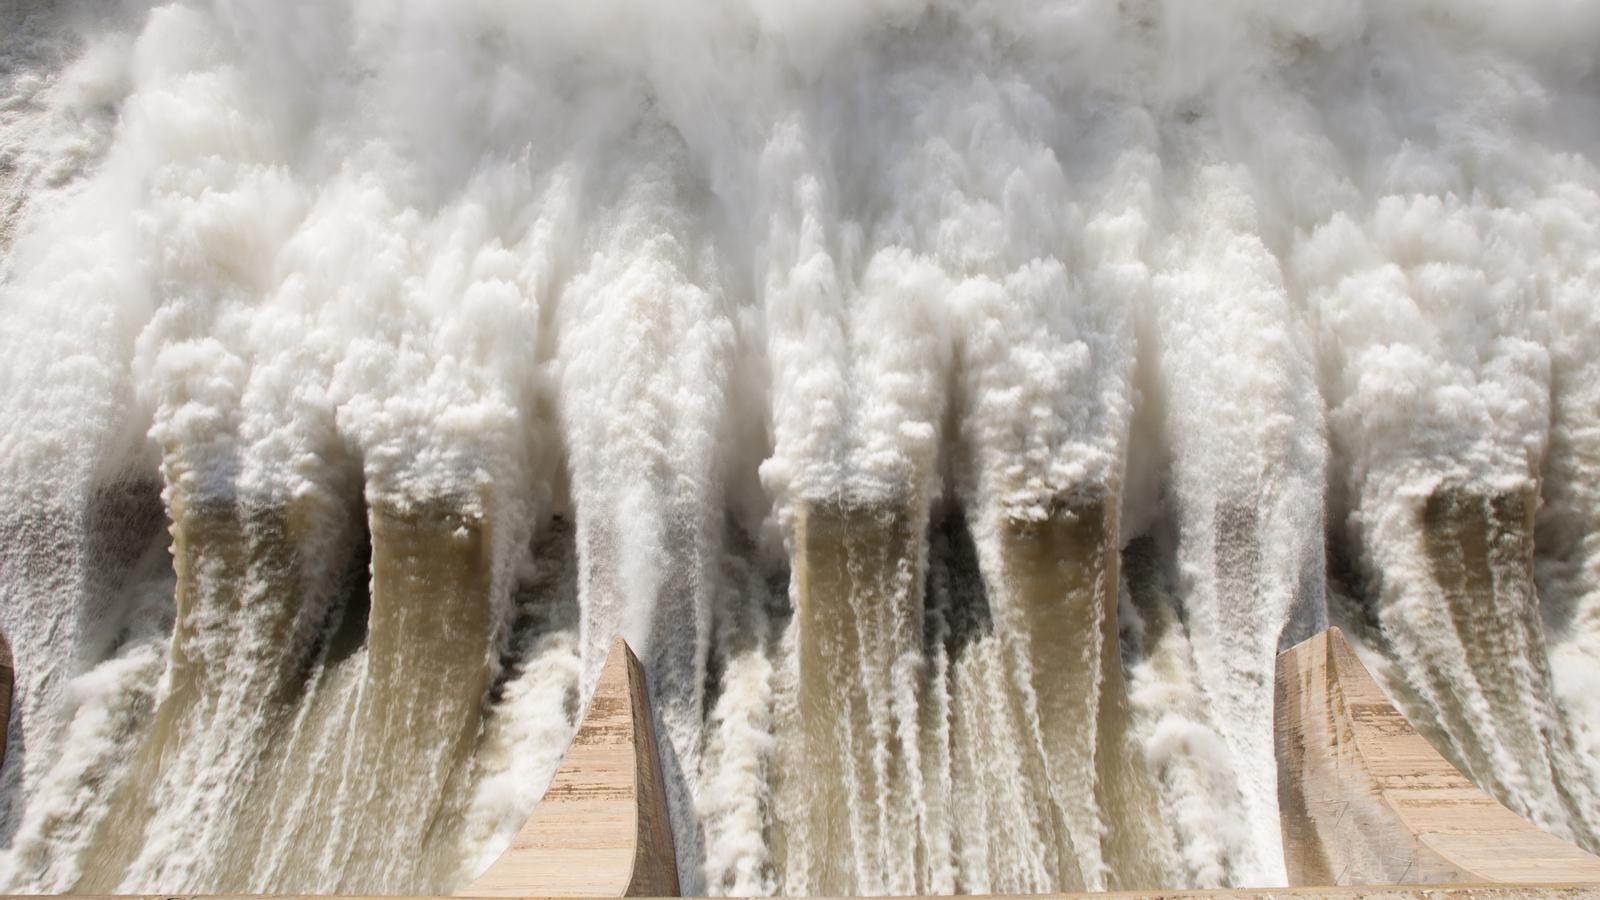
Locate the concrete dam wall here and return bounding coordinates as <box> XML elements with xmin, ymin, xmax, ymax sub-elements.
<box><xmin>455</xmin><ymin>624</ymin><xmax>1600</xmax><ymax>895</ymax></box>
<box><xmin>10</xmin><ymin>627</ymin><xmax>1599</xmax><ymax>897</ymax></box>
<box><xmin>5</xmin><ymin>0</ymin><xmax>1600</xmax><ymax>895</ymax></box>
<box><xmin>462</xmin><ymin>625</ymin><xmax>1600</xmax><ymax>894</ymax></box>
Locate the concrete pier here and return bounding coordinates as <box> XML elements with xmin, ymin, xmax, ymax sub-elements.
<box><xmin>1275</xmin><ymin>627</ymin><xmax>1600</xmax><ymax>885</ymax></box>
<box><xmin>463</xmin><ymin>636</ymin><xmax>678</xmax><ymax>898</ymax></box>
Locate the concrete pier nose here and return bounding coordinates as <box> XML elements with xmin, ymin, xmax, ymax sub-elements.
<box><xmin>1275</xmin><ymin>626</ymin><xmax>1600</xmax><ymax>886</ymax></box>
<box><xmin>462</xmin><ymin>636</ymin><xmax>679</xmax><ymax>898</ymax></box>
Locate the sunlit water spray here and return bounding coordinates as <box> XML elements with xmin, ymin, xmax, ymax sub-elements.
<box><xmin>4</xmin><ymin>0</ymin><xmax>1600</xmax><ymax>895</ymax></box>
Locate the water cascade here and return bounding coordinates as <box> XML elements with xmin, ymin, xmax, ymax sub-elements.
<box><xmin>4</xmin><ymin>0</ymin><xmax>1600</xmax><ymax>895</ymax></box>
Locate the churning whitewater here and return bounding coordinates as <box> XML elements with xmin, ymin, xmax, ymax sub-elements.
<box><xmin>3</xmin><ymin>0</ymin><xmax>1600</xmax><ymax>894</ymax></box>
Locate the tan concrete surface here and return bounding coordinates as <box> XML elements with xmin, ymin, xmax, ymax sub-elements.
<box><xmin>462</xmin><ymin>637</ymin><xmax>678</xmax><ymax>897</ymax></box>
<box><xmin>1275</xmin><ymin>627</ymin><xmax>1600</xmax><ymax>886</ymax></box>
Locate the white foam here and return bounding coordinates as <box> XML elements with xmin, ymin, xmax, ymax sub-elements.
<box><xmin>3</xmin><ymin>0</ymin><xmax>1600</xmax><ymax>893</ymax></box>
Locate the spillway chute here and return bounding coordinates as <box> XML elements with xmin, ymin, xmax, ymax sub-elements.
<box><xmin>782</xmin><ymin>494</ymin><xmax>927</xmax><ymax>896</ymax></box>
<box><xmin>6</xmin><ymin>2</ymin><xmax>1600</xmax><ymax>895</ymax></box>
<box><xmin>1373</xmin><ymin>482</ymin><xmax>1600</xmax><ymax>848</ymax></box>
<box><xmin>988</xmin><ymin>489</ymin><xmax>1175</xmax><ymax>891</ymax></box>
<box><xmin>70</xmin><ymin>474</ymin><xmax>361</xmax><ymax>892</ymax></box>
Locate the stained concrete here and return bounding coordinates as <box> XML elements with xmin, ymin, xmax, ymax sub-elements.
<box><xmin>1275</xmin><ymin>627</ymin><xmax>1600</xmax><ymax>886</ymax></box>
<box><xmin>462</xmin><ymin>636</ymin><xmax>678</xmax><ymax>898</ymax></box>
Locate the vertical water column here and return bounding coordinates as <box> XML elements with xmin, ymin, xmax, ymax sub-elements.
<box><xmin>554</xmin><ymin>123</ymin><xmax>737</xmax><ymax>890</ymax></box>
<box><xmin>0</xmin><ymin>43</ymin><xmax>170</xmax><ymax>839</ymax></box>
<box><xmin>75</xmin><ymin>479</ymin><xmax>355</xmax><ymax>892</ymax></box>
<box><xmin>935</xmin><ymin>123</ymin><xmax>1176</xmax><ymax>887</ymax></box>
<box><xmin>791</xmin><ymin>497</ymin><xmax>924</xmax><ymax>896</ymax></box>
<box><xmin>1413</xmin><ymin>485</ymin><xmax>1600</xmax><ymax>843</ymax></box>
<box><xmin>331</xmin><ymin>492</ymin><xmax>498</xmax><ymax>892</ymax></box>
<box><xmin>989</xmin><ymin>490</ymin><xmax>1169</xmax><ymax>891</ymax></box>
<box><xmin>922</xmin><ymin>512</ymin><xmax>1059</xmax><ymax>894</ymax></box>
<box><xmin>283</xmin><ymin>144</ymin><xmax>554</xmax><ymax>891</ymax></box>
<box><xmin>1151</xmin><ymin>163</ymin><xmax>1328</xmax><ymax>884</ymax></box>
<box><xmin>771</xmin><ymin>282</ymin><xmax>947</xmax><ymax>894</ymax></box>
<box><xmin>758</xmin><ymin>126</ymin><xmax>949</xmax><ymax>888</ymax></box>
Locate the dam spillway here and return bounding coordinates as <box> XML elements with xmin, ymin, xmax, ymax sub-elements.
<box><xmin>6</xmin><ymin>0</ymin><xmax>1600</xmax><ymax>895</ymax></box>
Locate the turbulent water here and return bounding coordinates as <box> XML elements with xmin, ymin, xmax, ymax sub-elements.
<box><xmin>3</xmin><ymin>0</ymin><xmax>1600</xmax><ymax>894</ymax></box>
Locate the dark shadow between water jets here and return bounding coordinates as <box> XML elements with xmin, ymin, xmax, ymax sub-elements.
<box><xmin>0</xmin><ymin>624</ymin><xmax>20</xmax><ymax>850</ymax></box>
<box><xmin>926</xmin><ymin>506</ymin><xmax>995</xmax><ymax>664</ymax></box>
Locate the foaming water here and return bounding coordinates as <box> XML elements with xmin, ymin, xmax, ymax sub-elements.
<box><xmin>4</xmin><ymin>0</ymin><xmax>1600</xmax><ymax>894</ymax></box>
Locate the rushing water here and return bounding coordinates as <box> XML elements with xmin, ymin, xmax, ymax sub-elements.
<box><xmin>3</xmin><ymin>0</ymin><xmax>1600</xmax><ymax>894</ymax></box>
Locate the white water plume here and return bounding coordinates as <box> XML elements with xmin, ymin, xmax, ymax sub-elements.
<box><xmin>3</xmin><ymin>0</ymin><xmax>1600</xmax><ymax>895</ymax></box>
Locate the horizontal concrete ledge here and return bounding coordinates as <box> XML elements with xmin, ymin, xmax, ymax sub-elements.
<box><xmin>1275</xmin><ymin>627</ymin><xmax>1600</xmax><ymax>886</ymax></box>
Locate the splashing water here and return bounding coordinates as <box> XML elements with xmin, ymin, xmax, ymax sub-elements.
<box><xmin>3</xmin><ymin>0</ymin><xmax>1600</xmax><ymax>894</ymax></box>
